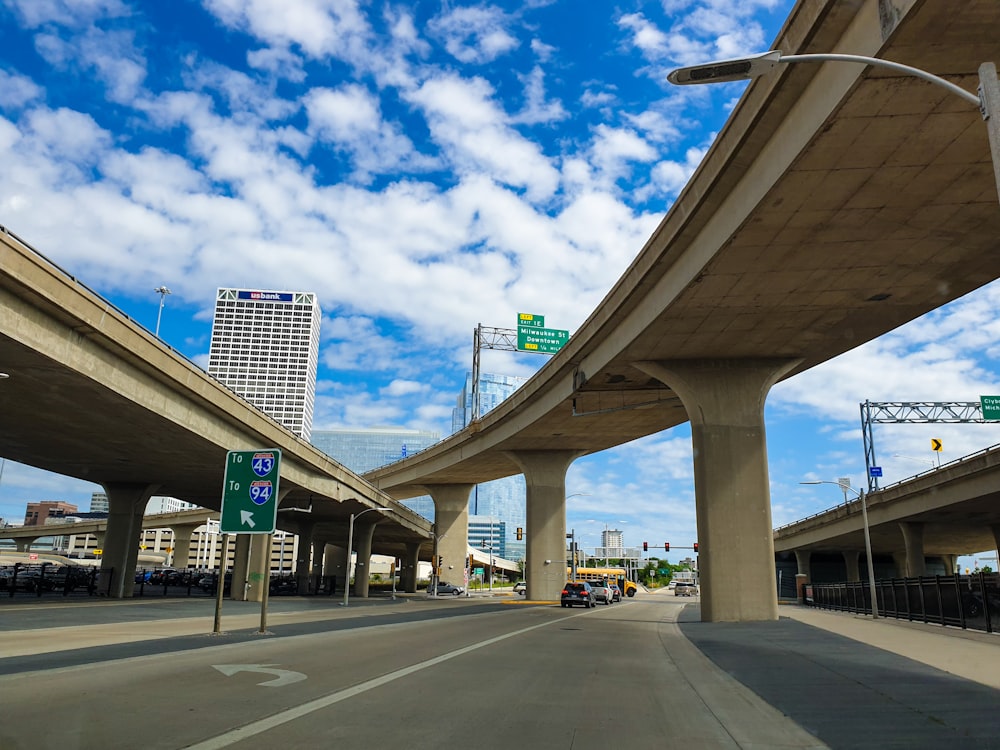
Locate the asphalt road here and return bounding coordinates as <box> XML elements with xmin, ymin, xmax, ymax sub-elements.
<box><xmin>0</xmin><ymin>594</ymin><xmax>821</xmax><ymax>750</ymax></box>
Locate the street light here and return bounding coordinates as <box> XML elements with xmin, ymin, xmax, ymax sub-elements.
<box><xmin>800</xmin><ymin>480</ymin><xmax>879</xmax><ymax>619</ymax></box>
<box><xmin>668</xmin><ymin>51</ymin><xmax>1000</xmax><ymax>204</ymax></box>
<box><xmin>153</xmin><ymin>286</ymin><xmax>171</xmax><ymax>337</ymax></box>
<box><xmin>341</xmin><ymin>506</ymin><xmax>389</xmax><ymax>607</ymax></box>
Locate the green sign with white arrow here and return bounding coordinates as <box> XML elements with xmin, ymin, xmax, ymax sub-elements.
<box><xmin>220</xmin><ymin>449</ymin><xmax>281</xmax><ymax>534</ymax></box>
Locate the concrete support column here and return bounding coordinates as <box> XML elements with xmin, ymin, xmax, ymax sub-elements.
<box><xmin>991</xmin><ymin>524</ymin><xmax>1000</xmax><ymax>566</ymax></box>
<box><xmin>402</xmin><ymin>541</ymin><xmax>422</xmax><ymax>592</ymax></box>
<box><xmin>14</xmin><ymin>537</ymin><xmax>38</xmax><ymax>553</ymax></box>
<box><xmin>424</xmin><ymin>484</ymin><xmax>474</xmax><ymax>589</ymax></box>
<box><xmin>245</xmin><ymin>534</ymin><xmax>272</xmax><ymax>602</ymax></box>
<box><xmin>351</xmin><ymin>521</ymin><xmax>378</xmax><ymax>598</ymax></box>
<box><xmin>794</xmin><ymin>549</ymin><xmax>811</xmax><ymax>581</ymax></box>
<box><xmin>843</xmin><ymin>550</ymin><xmax>861</xmax><ymax>582</ymax></box>
<box><xmin>636</xmin><ymin>358</ymin><xmax>799</xmax><ymax>622</ymax></box>
<box><xmin>311</xmin><ymin>537</ymin><xmax>325</xmax><ymax>593</ymax></box>
<box><xmin>891</xmin><ymin>551</ymin><xmax>906</xmax><ymax>578</ymax></box>
<box><xmin>939</xmin><ymin>554</ymin><xmax>958</xmax><ymax>576</ymax></box>
<box><xmin>506</xmin><ymin>451</ymin><xmax>582</xmax><ymax>602</ymax></box>
<box><xmin>168</xmin><ymin>525</ymin><xmax>197</xmax><ymax>569</ymax></box>
<box><xmin>230</xmin><ymin>534</ymin><xmax>251</xmax><ymax>600</ymax></box>
<box><xmin>295</xmin><ymin>522</ymin><xmax>315</xmax><ymax>595</ymax></box>
<box><xmin>899</xmin><ymin>521</ymin><xmax>925</xmax><ymax>578</ymax></box>
<box><xmin>99</xmin><ymin>483</ymin><xmax>156</xmax><ymax>598</ymax></box>
<box><xmin>324</xmin><ymin>543</ymin><xmax>348</xmax><ymax>596</ymax></box>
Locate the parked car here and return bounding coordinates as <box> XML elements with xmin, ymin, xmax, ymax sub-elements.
<box><xmin>561</xmin><ymin>581</ymin><xmax>595</xmax><ymax>608</ymax></box>
<box><xmin>269</xmin><ymin>576</ymin><xmax>298</xmax><ymax>595</ymax></box>
<box><xmin>197</xmin><ymin>572</ymin><xmax>233</xmax><ymax>594</ymax></box>
<box><xmin>428</xmin><ymin>581</ymin><xmax>465</xmax><ymax>596</ymax></box>
<box><xmin>588</xmin><ymin>580</ymin><xmax>613</xmax><ymax>604</ymax></box>
<box><xmin>512</xmin><ymin>581</ymin><xmax>527</xmax><ymax>595</ymax></box>
<box><xmin>608</xmin><ymin>583</ymin><xmax>623</xmax><ymax>602</ymax></box>
<box><xmin>674</xmin><ymin>582</ymin><xmax>699</xmax><ymax>596</ymax></box>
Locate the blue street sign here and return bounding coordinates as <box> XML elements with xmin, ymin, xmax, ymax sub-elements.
<box><xmin>869</xmin><ymin>466</ymin><xmax>883</xmax><ymax>477</ymax></box>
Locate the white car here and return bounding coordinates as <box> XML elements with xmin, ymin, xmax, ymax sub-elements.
<box><xmin>512</xmin><ymin>581</ymin><xmax>526</xmax><ymax>595</ymax></box>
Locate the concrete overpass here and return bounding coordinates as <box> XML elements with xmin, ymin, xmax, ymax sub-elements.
<box><xmin>2</xmin><ymin>0</ymin><xmax>999</xmax><ymax>620</ymax></box>
<box><xmin>365</xmin><ymin>0</ymin><xmax>1000</xmax><ymax>620</ymax></box>
<box><xmin>0</xmin><ymin>228</ymin><xmax>434</xmax><ymax>599</ymax></box>
<box><xmin>775</xmin><ymin>444</ymin><xmax>1000</xmax><ymax>581</ymax></box>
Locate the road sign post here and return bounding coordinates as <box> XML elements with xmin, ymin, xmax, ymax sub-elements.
<box><xmin>220</xmin><ymin>450</ymin><xmax>282</xmax><ymax>534</ymax></box>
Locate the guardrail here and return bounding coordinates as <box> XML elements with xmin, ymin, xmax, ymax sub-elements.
<box><xmin>806</xmin><ymin>572</ymin><xmax>999</xmax><ymax>634</ymax></box>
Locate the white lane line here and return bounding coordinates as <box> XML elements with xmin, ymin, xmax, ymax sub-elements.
<box><xmin>184</xmin><ymin>612</ymin><xmax>580</xmax><ymax>749</ymax></box>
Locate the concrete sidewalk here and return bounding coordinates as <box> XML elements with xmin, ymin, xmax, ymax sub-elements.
<box><xmin>779</xmin><ymin>604</ymin><xmax>1000</xmax><ymax>690</ymax></box>
<box><xmin>678</xmin><ymin>601</ymin><xmax>1000</xmax><ymax>750</ymax></box>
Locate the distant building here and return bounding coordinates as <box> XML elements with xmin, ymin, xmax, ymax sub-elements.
<box><xmin>89</xmin><ymin>492</ymin><xmax>109</xmax><ymax>513</ymax></box>
<box><xmin>468</xmin><ymin>516</ymin><xmax>506</xmax><ymax>559</ymax></box>
<box><xmin>452</xmin><ymin>372</ymin><xmax>528</xmax><ymax>551</ymax></box>
<box><xmin>87</xmin><ymin>492</ymin><xmax>195</xmax><ymax>516</ymax></box>
<box><xmin>207</xmin><ymin>287</ymin><xmax>321</xmax><ymax>439</ymax></box>
<box><xmin>311</xmin><ymin>427</ymin><xmax>439</xmax><ymax>520</ymax></box>
<box><xmin>596</xmin><ymin>528</ymin><xmax>625</xmax><ymax>559</ymax></box>
<box><xmin>24</xmin><ymin>501</ymin><xmax>78</xmax><ymax>526</ymax></box>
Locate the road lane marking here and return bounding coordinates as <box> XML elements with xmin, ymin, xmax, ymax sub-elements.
<box><xmin>184</xmin><ymin>611</ymin><xmax>582</xmax><ymax>749</ymax></box>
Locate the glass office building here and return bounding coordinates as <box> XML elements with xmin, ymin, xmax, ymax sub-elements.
<box><xmin>310</xmin><ymin>428</ymin><xmax>440</xmax><ymax>520</ymax></box>
<box><xmin>207</xmin><ymin>288</ymin><xmax>321</xmax><ymax>440</ymax></box>
<box><xmin>453</xmin><ymin>372</ymin><xmax>528</xmax><ymax>556</ymax></box>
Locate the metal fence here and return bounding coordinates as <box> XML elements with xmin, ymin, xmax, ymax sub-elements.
<box><xmin>0</xmin><ymin>564</ymin><xmax>343</xmax><ymax>600</ymax></box>
<box><xmin>807</xmin><ymin>572</ymin><xmax>999</xmax><ymax>633</ymax></box>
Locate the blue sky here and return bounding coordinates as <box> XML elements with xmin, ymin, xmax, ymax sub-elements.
<box><xmin>1</xmin><ymin>0</ymin><xmax>998</xmax><ymax>568</ymax></box>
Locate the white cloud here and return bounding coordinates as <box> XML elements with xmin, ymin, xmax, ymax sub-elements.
<box><xmin>3</xmin><ymin>0</ymin><xmax>129</xmax><ymax>28</ymax></box>
<box><xmin>510</xmin><ymin>66</ymin><xmax>567</xmax><ymax>126</ymax></box>
<box><xmin>204</xmin><ymin>0</ymin><xmax>371</xmax><ymax>60</ymax></box>
<box><xmin>0</xmin><ymin>70</ymin><xmax>43</xmax><ymax>109</ymax></box>
<box><xmin>382</xmin><ymin>379</ymin><xmax>428</xmax><ymax>397</ymax></box>
<box><xmin>406</xmin><ymin>73</ymin><xmax>560</xmax><ymax>201</ymax></box>
<box><xmin>304</xmin><ymin>84</ymin><xmax>430</xmax><ymax>178</ymax></box>
<box><xmin>427</xmin><ymin>5</ymin><xmax>519</xmax><ymax>64</ymax></box>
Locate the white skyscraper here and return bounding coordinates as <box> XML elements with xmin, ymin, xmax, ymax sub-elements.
<box><xmin>207</xmin><ymin>288</ymin><xmax>321</xmax><ymax>439</ymax></box>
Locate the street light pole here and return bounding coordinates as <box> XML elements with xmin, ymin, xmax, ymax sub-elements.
<box><xmin>668</xmin><ymin>51</ymin><xmax>1000</xmax><ymax>204</ymax></box>
<box><xmin>153</xmin><ymin>286</ymin><xmax>171</xmax><ymax>337</ymax></box>
<box><xmin>341</xmin><ymin>507</ymin><xmax>389</xmax><ymax>607</ymax></box>
<box><xmin>801</xmin><ymin>481</ymin><xmax>879</xmax><ymax>619</ymax></box>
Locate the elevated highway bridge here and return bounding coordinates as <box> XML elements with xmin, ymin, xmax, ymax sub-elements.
<box><xmin>2</xmin><ymin>0</ymin><xmax>999</xmax><ymax>620</ymax></box>
<box><xmin>365</xmin><ymin>0</ymin><xmax>1000</xmax><ymax>619</ymax></box>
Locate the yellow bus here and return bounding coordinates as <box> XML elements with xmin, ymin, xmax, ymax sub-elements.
<box><xmin>568</xmin><ymin>567</ymin><xmax>637</xmax><ymax>597</ymax></box>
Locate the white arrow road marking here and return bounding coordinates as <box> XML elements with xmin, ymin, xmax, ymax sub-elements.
<box><xmin>189</xmin><ymin>614</ymin><xmax>582</xmax><ymax>749</ymax></box>
<box><xmin>240</xmin><ymin>510</ymin><xmax>255</xmax><ymax>528</ymax></box>
<box><xmin>212</xmin><ymin>664</ymin><xmax>306</xmax><ymax>687</ymax></box>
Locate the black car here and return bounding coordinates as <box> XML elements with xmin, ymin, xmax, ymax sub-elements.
<box><xmin>561</xmin><ymin>581</ymin><xmax>595</xmax><ymax>608</ymax></box>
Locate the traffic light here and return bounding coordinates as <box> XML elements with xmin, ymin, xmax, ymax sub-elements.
<box><xmin>664</xmin><ymin>542</ymin><xmax>670</xmax><ymax>552</ymax></box>
<box><xmin>643</xmin><ymin>541</ymin><xmax>648</xmax><ymax>552</ymax></box>
<box><xmin>435</xmin><ymin>555</ymin><xmax>443</xmax><ymax>568</ymax></box>
<box><xmin>516</xmin><ymin>526</ymin><xmax>523</xmax><ymax>540</ymax></box>
<box><xmin>469</xmin><ymin>554</ymin><xmax>475</xmax><ymax>570</ymax></box>
<box><xmin>693</xmin><ymin>542</ymin><xmax>699</xmax><ymax>552</ymax></box>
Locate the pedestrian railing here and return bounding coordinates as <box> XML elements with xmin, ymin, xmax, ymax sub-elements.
<box><xmin>807</xmin><ymin>572</ymin><xmax>999</xmax><ymax>634</ymax></box>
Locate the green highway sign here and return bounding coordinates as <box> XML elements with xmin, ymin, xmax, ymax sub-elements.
<box><xmin>220</xmin><ymin>449</ymin><xmax>282</xmax><ymax>534</ymax></box>
<box><xmin>981</xmin><ymin>396</ymin><xmax>1000</xmax><ymax>421</ymax></box>
<box><xmin>517</xmin><ymin>325</ymin><xmax>569</xmax><ymax>353</ymax></box>
<box><xmin>517</xmin><ymin>312</ymin><xmax>544</xmax><ymax>328</ymax></box>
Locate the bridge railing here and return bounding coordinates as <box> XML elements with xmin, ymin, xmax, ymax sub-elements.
<box><xmin>806</xmin><ymin>572</ymin><xmax>999</xmax><ymax>634</ymax></box>
<box><xmin>775</xmin><ymin>440</ymin><xmax>1000</xmax><ymax>535</ymax></box>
